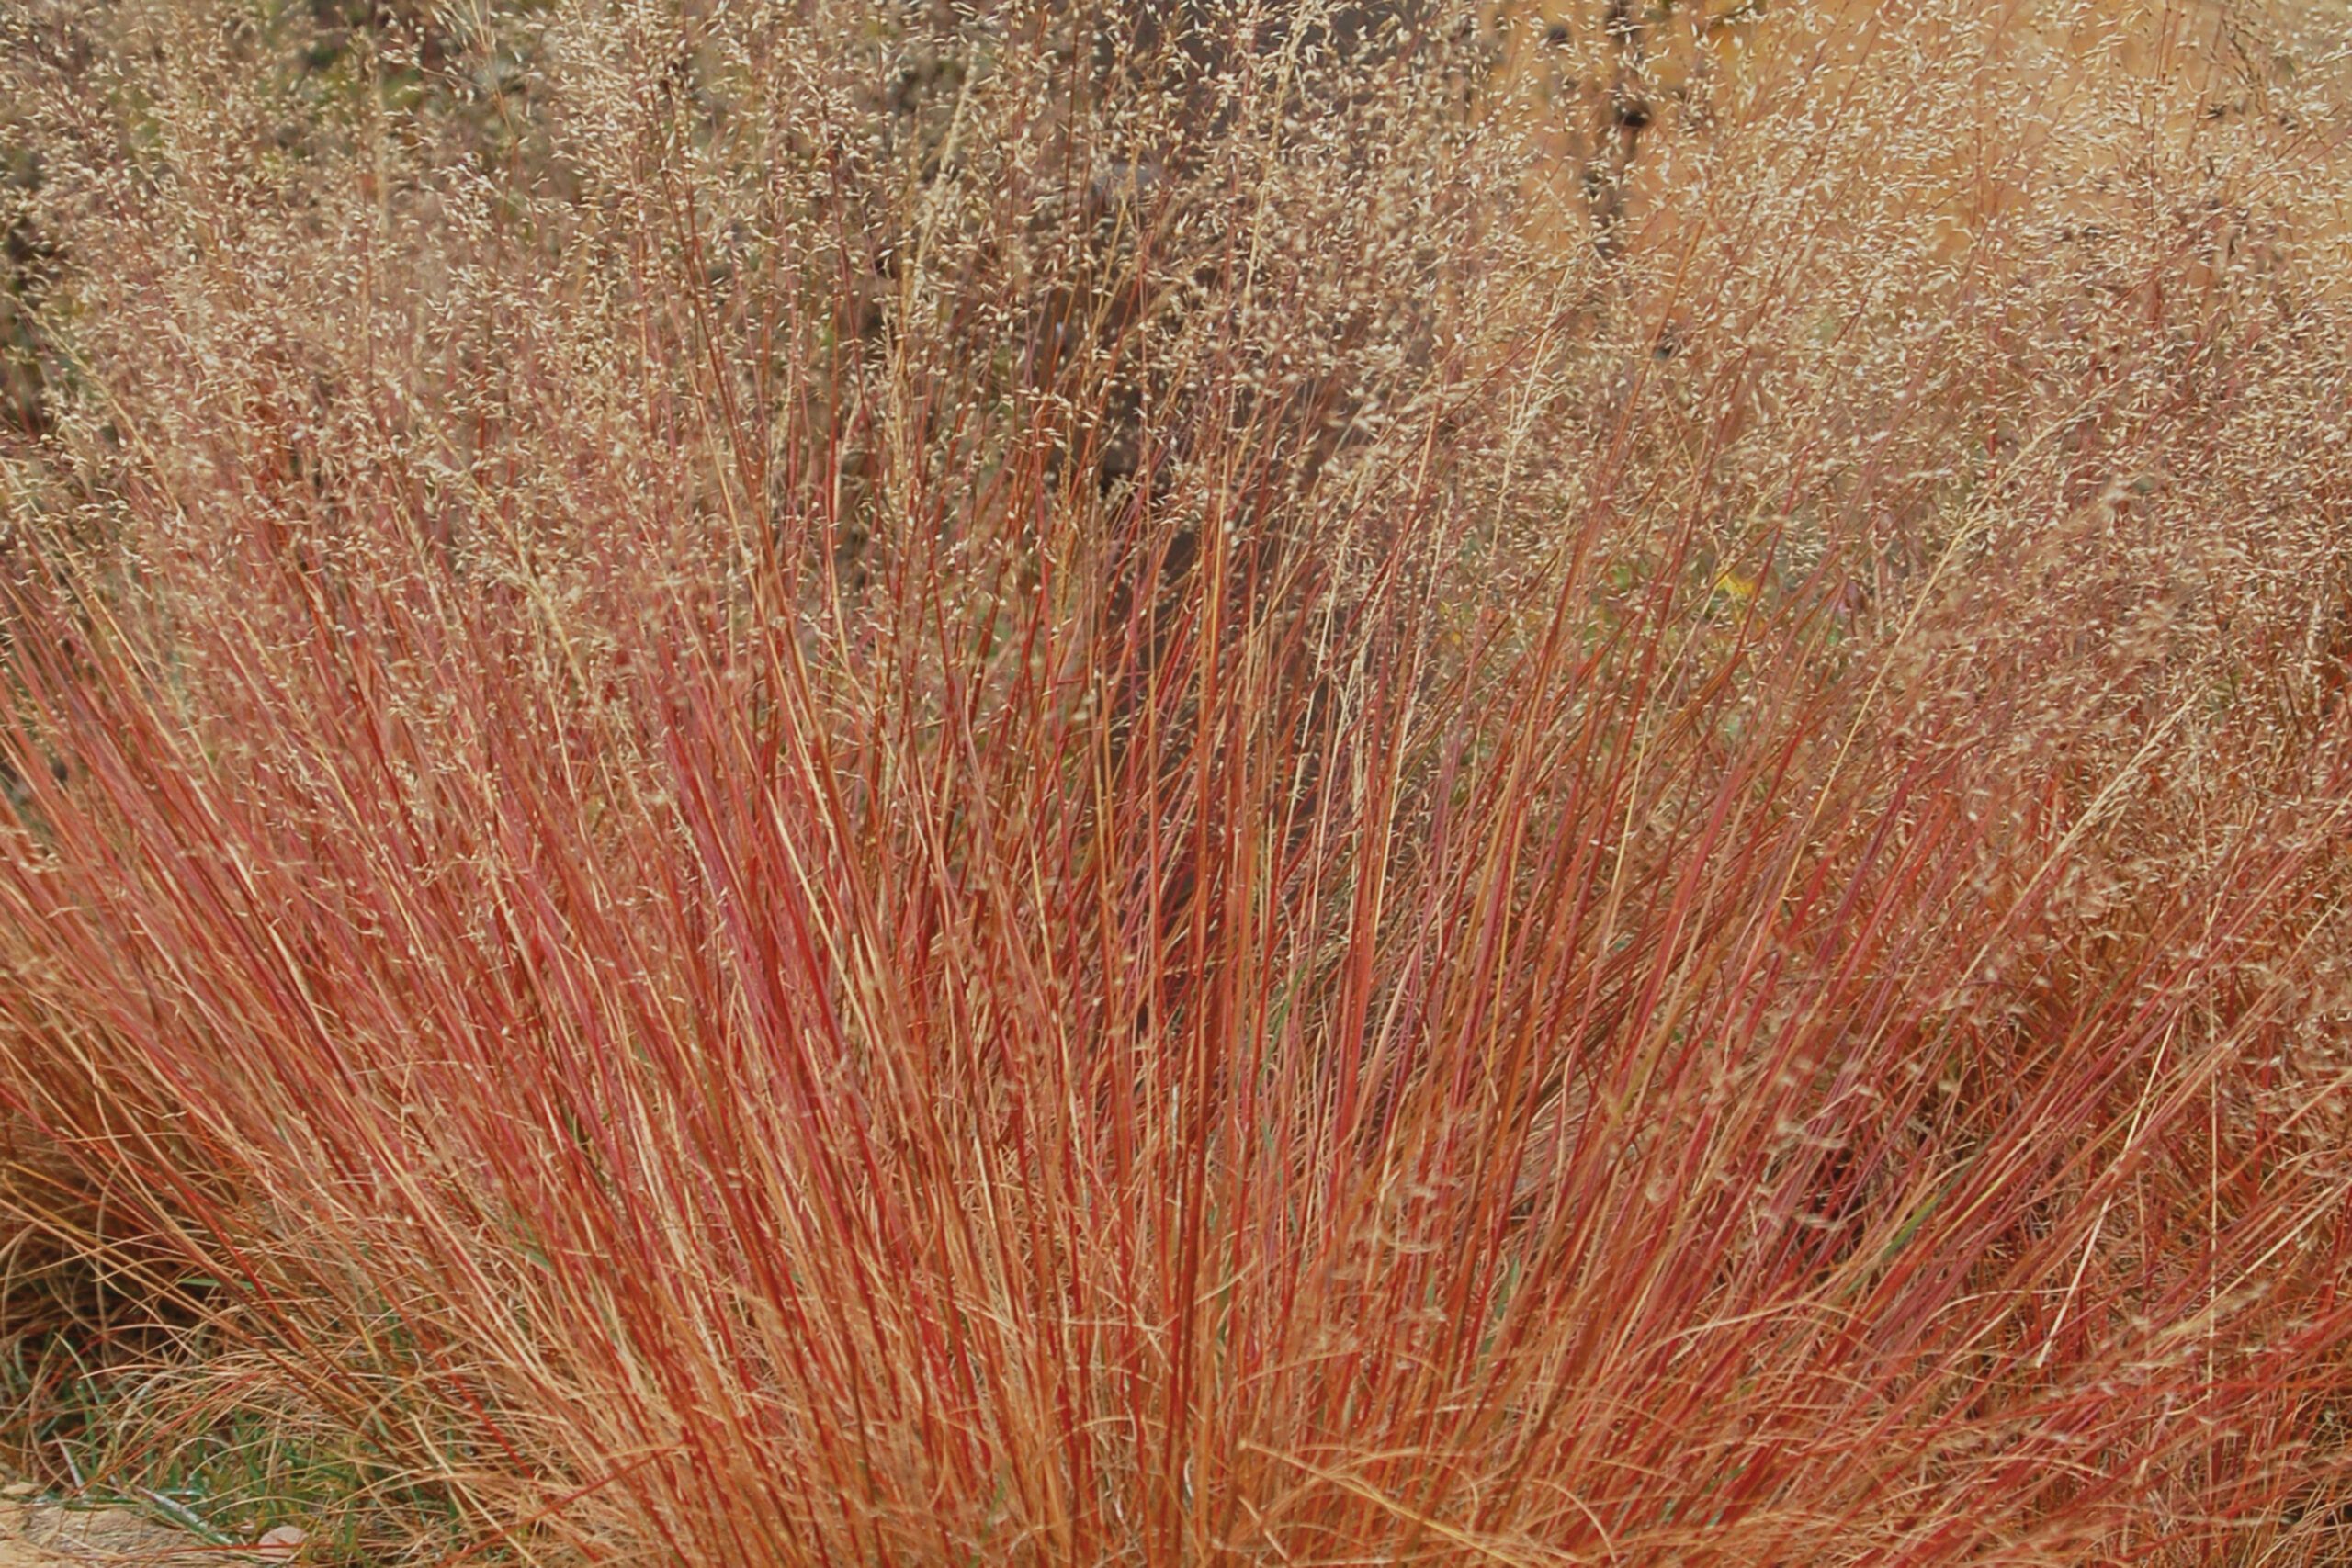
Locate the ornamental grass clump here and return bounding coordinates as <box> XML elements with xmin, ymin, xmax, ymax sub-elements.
<box><xmin>3</xmin><ymin>1</ymin><xmax>2352</xmax><ymax>1562</ymax></box>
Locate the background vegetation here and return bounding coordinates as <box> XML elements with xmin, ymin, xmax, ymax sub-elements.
<box><xmin>3</xmin><ymin>0</ymin><xmax>2352</xmax><ymax>1562</ymax></box>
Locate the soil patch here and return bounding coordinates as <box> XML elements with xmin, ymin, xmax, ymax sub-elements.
<box><xmin>0</xmin><ymin>1485</ymin><xmax>299</xmax><ymax>1566</ymax></box>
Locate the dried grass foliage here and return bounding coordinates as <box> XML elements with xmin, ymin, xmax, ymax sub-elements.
<box><xmin>1</xmin><ymin>1</ymin><xmax>2351</xmax><ymax>1562</ymax></box>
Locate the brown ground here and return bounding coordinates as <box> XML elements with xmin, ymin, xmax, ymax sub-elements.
<box><xmin>0</xmin><ymin>1484</ymin><xmax>299</xmax><ymax>1566</ymax></box>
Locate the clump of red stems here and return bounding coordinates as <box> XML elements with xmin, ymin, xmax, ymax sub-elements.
<box><xmin>4</xmin><ymin>1</ymin><xmax>2352</xmax><ymax>1562</ymax></box>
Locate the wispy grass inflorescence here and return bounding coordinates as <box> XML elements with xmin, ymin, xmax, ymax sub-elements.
<box><xmin>2</xmin><ymin>1</ymin><xmax>2351</xmax><ymax>1562</ymax></box>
